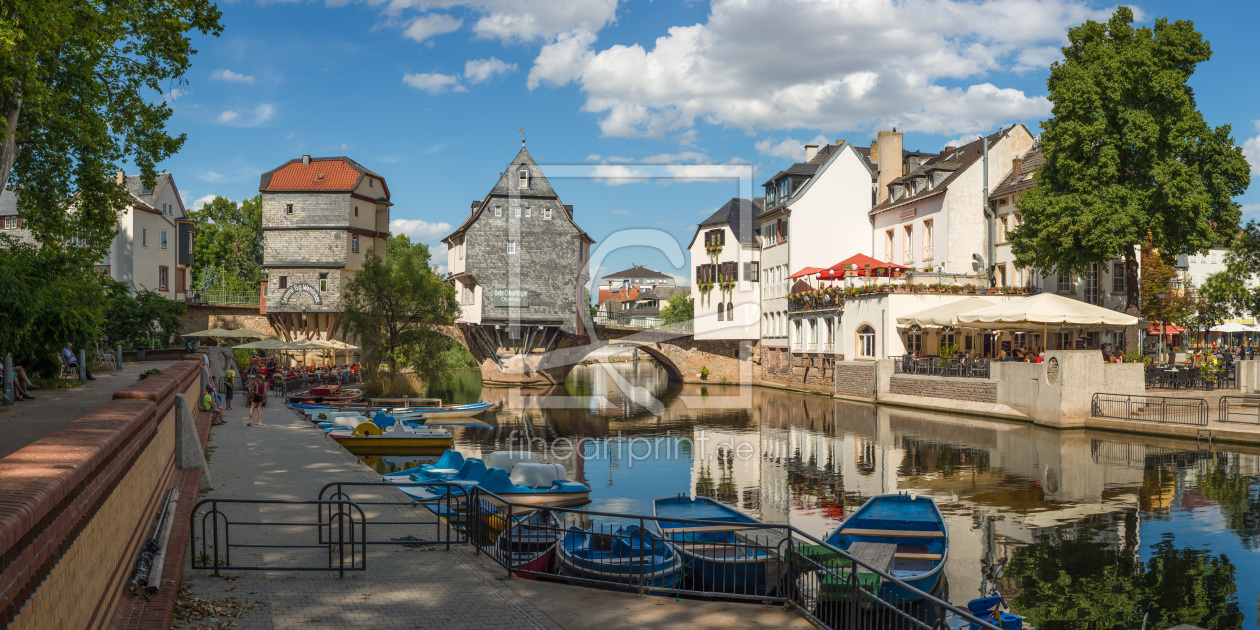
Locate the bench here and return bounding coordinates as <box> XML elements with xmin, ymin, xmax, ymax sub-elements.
<box><xmin>659</xmin><ymin>524</ymin><xmax>762</xmax><ymax>535</ymax></box>
<box><xmin>836</xmin><ymin>528</ymin><xmax>944</xmax><ymax>539</ymax></box>
<box><xmin>894</xmin><ymin>552</ymin><xmax>943</xmax><ymax>561</ymax></box>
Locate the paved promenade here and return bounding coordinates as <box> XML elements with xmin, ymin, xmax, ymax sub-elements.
<box><xmin>0</xmin><ymin>360</ymin><xmax>180</xmax><ymax>459</ymax></box>
<box><xmin>178</xmin><ymin>402</ymin><xmax>811</xmax><ymax>629</ymax></box>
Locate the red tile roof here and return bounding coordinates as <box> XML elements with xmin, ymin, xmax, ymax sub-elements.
<box><xmin>598</xmin><ymin>287</ymin><xmax>640</xmax><ymax>305</ymax></box>
<box><xmin>259</xmin><ymin>156</ymin><xmax>389</xmax><ymax>199</ymax></box>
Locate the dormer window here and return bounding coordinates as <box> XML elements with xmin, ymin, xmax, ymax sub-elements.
<box><xmin>519</xmin><ymin>167</ymin><xmax>529</xmax><ymax>188</ymax></box>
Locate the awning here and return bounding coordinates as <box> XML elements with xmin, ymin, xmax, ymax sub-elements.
<box><xmin>1147</xmin><ymin>324</ymin><xmax>1186</xmax><ymax>336</ymax></box>
<box><xmin>182</xmin><ymin>327</ymin><xmax>269</xmax><ymax>340</ymax></box>
<box><xmin>788</xmin><ymin>266</ymin><xmax>827</xmax><ymax>279</ymax></box>
<box><xmin>957</xmin><ymin>293</ymin><xmax>1139</xmax><ymax>329</ymax></box>
<box><xmin>896</xmin><ymin>297</ymin><xmax>1000</xmax><ymax>327</ymax></box>
<box><xmin>1210</xmin><ymin>322</ymin><xmax>1250</xmax><ymax>333</ymax></box>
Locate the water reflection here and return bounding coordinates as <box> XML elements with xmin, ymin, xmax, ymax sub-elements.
<box><xmin>368</xmin><ymin>362</ymin><xmax>1260</xmax><ymax>625</ymax></box>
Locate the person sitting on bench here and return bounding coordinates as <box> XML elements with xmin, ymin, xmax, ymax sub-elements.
<box><xmin>63</xmin><ymin>342</ymin><xmax>94</xmax><ymax>380</ymax></box>
<box><xmin>203</xmin><ymin>384</ymin><xmax>226</xmax><ymax>425</ymax></box>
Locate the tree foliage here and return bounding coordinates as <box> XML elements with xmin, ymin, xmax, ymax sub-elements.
<box><xmin>1008</xmin><ymin>530</ymin><xmax>1243</xmax><ymax>629</ymax></box>
<box><xmin>0</xmin><ymin>245</ymin><xmax>106</xmax><ymax>373</ymax></box>
<box><xmin>188</xmin><ymin>195</ymin><xmax>263</xmax><ymax>290</ymax></box>
<box><xmin>1138</xmin><ymin>242</ymin><xmax>1198</xmax><ymax>328</ymax></box>
<box><xmin>101</xmin><ymin>278</ymin><xmax>188</xmax><ymax>348</ymax></box>
<box><xmin>342</xmin><ymin>234</ymin><xmax>459</xmax><ymax>384</ymax></box>
<box><xmin>0</xmin><ymin>0</ymin><xmax>222</xmax><ymax>259</ymax></box>
<box><xmin>1010</xmin><ymin>7</ymin><xmax>1251</xmax><ymax>311</ymax></box>
<box><xmin>660</xmin><ymin>293</ymin><xmax>694</xmax><ymax>325</ymax></box>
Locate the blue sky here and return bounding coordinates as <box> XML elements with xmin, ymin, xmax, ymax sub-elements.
<box><xmin>153</xmin><ymin>0</ymin><xmax>1260</xmax><ymax>284</ymax></box>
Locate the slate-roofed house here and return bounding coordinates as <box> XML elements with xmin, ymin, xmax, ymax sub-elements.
<box><xmin>606</xmin><ymin>285</ymin><xmax>690</xmax><ymax>328</ymax></box>
<box><xmin>689</xmin><ymin>197</ymin><xmax>760</xmax><ymax>340</ymax></box>
<box><xmin>443</xmin><ymin>144</ymin><xmax>595</xmax><ymax>361</ymax></box>
<box><xmin>258</xmin><ymin>155</ymin><xmax>391</xmax><ymax>341</ymax></box>
<box><xmin>601</xmin><ymin>264</ymin><xmax>675</xmax><ymax>290</ymax></box>
<box><xmin>0</xmin><ymin>190</ymin><xmax>34</xmax><ymax>245</ymax></box>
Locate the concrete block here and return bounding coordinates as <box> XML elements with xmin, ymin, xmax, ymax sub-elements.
<box><xmin>174</xmin><ymin>393</ymin><xmax>213</xmax><ymax>491</ymax></box>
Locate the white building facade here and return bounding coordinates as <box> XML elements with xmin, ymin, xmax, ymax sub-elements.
<box><xmin>689</xmin><ymin>198</ymin><xmax>760</xmax><ymax>340</ymax></box>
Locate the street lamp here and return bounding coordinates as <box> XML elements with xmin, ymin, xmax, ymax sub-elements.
<box><xmin>1155</xmin><ymin>290</ymin><xmax>1169</xmax><ymax>364</ymax></box>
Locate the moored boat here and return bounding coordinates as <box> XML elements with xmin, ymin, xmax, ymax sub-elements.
<box><xmin>497</xmin><ymin>509</ymin><xmax>561</xmax><ymax>578</ymax></box>
<box><xmin>327</xmin><ymin>422</ymin><xmax>453</xmax><ymax>455</ymax></box>
<box><xmin>822</xmin><ymin>493</ymin><xmax>948</xmax><ymax>604</ymax></box>
<box><xmin>652</xmin><ymin>495</ymin><xmax>781</xmax><ymax>596</ymax></box>
<box><xmin>557</xmin><ymin>525</ymin><xmax>682</xmax><ymax>593</ymax></box>
<box><xmin>392</xmin><ymin>461</ymin><xmax>590</xmax><ymax>508</ymax></box>
<box><xmin>286</xmin><ymin>385</ymin><xmax>364</xmax><ymax>405</ymax></box>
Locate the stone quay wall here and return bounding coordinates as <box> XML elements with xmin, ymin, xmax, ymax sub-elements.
<box><xmin>834</xmin><ymin>361</ymin><xmax>877</xmax><ymax>399</ymax></box>
<box><xmin>888</xmin><ymin>374</ymin><xmax>999</xmax><ymax>404</ymax></box>
<box><xmin>0</xmin><ymin>354</ymin><xmax>210</xmax><ymax>629</ymax></box>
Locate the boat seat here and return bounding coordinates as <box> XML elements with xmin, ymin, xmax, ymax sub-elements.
<box><xmin>659</xmin><ymin>524</ymin><xmax>762</xmax><ymax>535</ymax></box>
<box><xmin>837</xmin><ymin>528</ymin><xmax>944</xmax><ymax>538</ymax></box>
<box><xmin>894</xmin><ymin>552</ymin><xmax>943</xmax><ymax>561</ymax></box>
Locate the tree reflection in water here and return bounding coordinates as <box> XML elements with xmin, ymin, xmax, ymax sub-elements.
<box><xmin>1007</xmin><ymin>530</ymin><xmax>1243</xmax><ymax>629</ymax></box>
<box><xmin>1195</xmin><ymin>459</ymin><xmax>1260</xmax><ymax>550</ymax></box>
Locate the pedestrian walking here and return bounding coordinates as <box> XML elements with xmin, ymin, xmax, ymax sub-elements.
<box><xmin>224</xmin><ymin>365</ymin><xmax>236</xmax><ymax>410</ymax></box>
<box><xmin>247</xmin><ymin>375</ymin><xmax>266</xmax><ymax>426</ymax></box>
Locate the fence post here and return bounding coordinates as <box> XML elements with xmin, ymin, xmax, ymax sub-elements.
<box><xmin>77</xmin><ymin>348</ymin><xmax>87</xmax><ymax>381</ymax></box>
<box><xmin>3</xmin><ymin>354</ymin><xmax>12</xmax><ymax>405</ymax></box>
<box><xmin>116</xmin><ymin>344</ymin><xmax>123</xmax><ymax>369</ymax></box>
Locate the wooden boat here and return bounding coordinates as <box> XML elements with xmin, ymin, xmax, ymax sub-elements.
<box><xmin>822</xmin><ymin>493</ymin><xmax>948</xmax><ymax>604</ymax></box>
<box><xmin>286</xmin><ymin>385</ymin><xmax>364</xmax><ymax>405</ymax></box>
<box><xmin>498</xmin><ymin>509</ymin><xmax>561</xmax><ymax>578</ymax></box>
<box><xmin>327</xmin><ymin>422</ymin><xmax>453</xmax><ymax>455</ymax></box>
<box><xmin>652</xmin><ymin>495</ymin><xmax>781</xmax><ymax>596</ymax></box>
<box><xmin>557</xmin><ymin>525</ymin><xmax>683</xmax><ymax>592</ymax></box>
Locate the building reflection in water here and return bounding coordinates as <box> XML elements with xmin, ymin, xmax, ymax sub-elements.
<box><xmin>362</xmin><ymin>362</ymin><xmax>1260</xmax><ymax>628</ymax></box>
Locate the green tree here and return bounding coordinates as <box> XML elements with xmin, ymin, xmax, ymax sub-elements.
<box><xmin>188</xmin><ymin>195</ymin><xmax>264</xmax><ymax>290</ymax></box>
<box><xmin>1139</xmin><ymin>242</ymin><xmax>1198</xmax><ymax>332</ymax></box>
<box><xmin>0</xmin><ymin>0</ymin><xmax>222</xmax><ymax>256</ymax></box>
<box><xmin>0</xmin><ymin>245</ymin><xmax>107</xmax><ymax>374</ymax></box>
<box><xmin>1010</xmin><ymin>7</ymin><xmax>1251</xmax><ymax>314</ymax></box>
<box><xmin>659</xmin><ymin>292</ymin><xmax>694</xmax><ymax>325</ymax></box>
<box><xmin>342</xmin><ymin>234</ymin><xmax>460</xmax><ymax>384</ymax></box>
<box><xmin>100</xmin><ymin>278</ymin><xmax>188</xmax><ymax>348</ymax></box>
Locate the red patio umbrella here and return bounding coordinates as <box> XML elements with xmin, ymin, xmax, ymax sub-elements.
<box><xmin>819</xmin><ymin>254</ymin><xmax>909</xmax><ymax>278</ymax></box>
<box><xmin>787</xmin><ymin>266</ymin><xmax>827</xmax><ymax>279</ymax></box>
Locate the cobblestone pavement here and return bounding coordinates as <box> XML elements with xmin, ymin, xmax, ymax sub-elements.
<box><xmin>177</xmin><ymin>402</ymin><xmax>561</xmax><ymax>630</ymax></box>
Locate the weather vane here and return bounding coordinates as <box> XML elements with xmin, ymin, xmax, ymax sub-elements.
<box><xmin>519</xmin><ymin>127</ymin><xmax>525</xmax><ymax>145</ymax></box>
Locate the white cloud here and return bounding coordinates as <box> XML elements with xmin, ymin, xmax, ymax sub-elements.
<box><xmin>755</xmin><ymin>135</ymin><xmax>829</xmax><ymax>160</ymax></box>
<box><xmin>340</xmin><ymin>142</ymin><xmax>351</xmax><ymax>151</ymax></box>
<box><xmin>403</xmin><ymin>13</ymin><xmax>462</xmax><ymax>43</ymax></box>
<box><xmin>403</xmin><ymin>72</ymin><xmax>467</xmax><ymax>93</ymax></box>
<box><xmin>526</xmin><ymin>0</ymin><xmax>1111</xmax><ymax>138</ymax></box>
<box><xmin>370</xmin><ymin>0</ymin><xmax>618</xmax><ymax>44</ymax></box>
<box><xmin>191</xmin><ymin>194</ymin><xmax>218</xmax><ymax>212</ymax></box>
<box><xmin>390</xmin><ymin>218</ymin><xmax>454</xmax><ymax>241</ymax></box>
<box><xmin>590</xmin><ymin>164</ymin><xmax>649</xmax><ymax>185</ymax></box>
<box><xmin>163</xmin><ymin>88</ymin><xmax>186</xmax><ymax>104</ymax></box>
<box><xmin>1243</xmin><ymin>121</ymin><xmax>1260</xmax><ymax>176</ymax></box>
<box><xmin>464</xmin><ymin>57</ymin><xmax>517</xmax><ymax>83</ymax></box>
<box><xmin>216</xmin><ymin>104</ymin><xmax>276</xmax><ymax>127</ymax></box>
<box><xmin>210</xmin><ymin>69</ymin><xmax>255</xmax><ymax>84</ymax></box>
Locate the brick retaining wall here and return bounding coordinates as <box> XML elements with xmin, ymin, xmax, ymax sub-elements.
<box><xmin>0</xmin><ymin>353</ymin><xmax>206</xmax><ymax>629</ymax></box>
<box><xmin>889</xmin><ymin>374</ymin><xmax>997</xmax><ymax>403</ymax></box>
<box><xmin>835</xmin><ymin>362</ymin><xmax>876</xmax><ymax>399</ymax></box>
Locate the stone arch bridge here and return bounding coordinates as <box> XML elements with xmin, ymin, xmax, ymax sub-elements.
<box><xmin>443</xmin><ymin>324</ymin><xmax>753</xmax><ymax>387</ymax></box>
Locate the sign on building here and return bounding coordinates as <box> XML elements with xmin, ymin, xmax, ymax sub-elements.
<box><xmin>493</xmin><ymin>288</ymin><xmax>530</xmax><ymax>307</ymax></box>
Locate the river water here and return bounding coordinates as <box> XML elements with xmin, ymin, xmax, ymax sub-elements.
<box><xmin>364</xmin><ymin>362</ymin><xmax>1260</xmax><ymax>629</ymax></box>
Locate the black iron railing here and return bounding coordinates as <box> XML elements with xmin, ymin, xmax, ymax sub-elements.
<box><xmin>1218</xmin><ymin>396</ymin><xmax>1260</xmax><ymax>424</ymax></box>
<box><xmin>1091</xmin><ymin>393</ymin><xmax>1209</xmax><ymax>426</ymax></box>
<box><xmin>893</xmin><ymin>356</ymin><xmax>991</xmax><ymax>379</ymax></box>
<box><xmin>788</xmin><ymin>294</ymin><xmax>842</xmax><ymax>313</ymax></box>
<box><xmin>463</xmin><ymin>487</ymin><xmax>1002</xmax><ymax>630</ymax></box>
<box><xmin>317</xmin><ymin>481</ymin><xmax>471</xmax><ymax>549</ymax></box>
<box><xmin>190</xmin><ymin>498</ymin><xmax>367</xmax><ymax>577</ymax></box>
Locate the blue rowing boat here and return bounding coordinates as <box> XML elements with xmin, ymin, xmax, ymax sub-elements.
<box><xmin>652</xmin><ymin>495</ymin><xmax>778</xmax><ymax>596</ymax></box>
<box><xmin>557</xmin><ymin>525</ymin><xmax>682</xmax><ymax>592</ymax></box>
<box><xmin>823</xmin><ymin>493</ymin><xmax>948</xmax><ymax>604</ymax></box>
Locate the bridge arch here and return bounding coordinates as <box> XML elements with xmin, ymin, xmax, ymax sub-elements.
<box><xmin>574</xmin><ymin>340</ymin><xmax>686</xmax><ymax>382</ymax></box>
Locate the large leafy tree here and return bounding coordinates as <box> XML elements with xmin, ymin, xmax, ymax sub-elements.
<box><xmin>0</xmin><ymin>245</ymin><xmax>107</xmax><ymax>374</ymax></box>
<box><xmin>0</xmin><ymin>0</ymin><xmax>222</xmax><ymax>255</ymax></box>
<box><xmin>101</xmin><ymin>278</ymin><xmax>188</xmax><ymax>348</ymax></box>
<box><xmin>1010</xmin><ymin>7</ymin><xmax>1251</xmax><ymax>313</ymax></box>
<box><xmin>188</xmin><ymin>195</ymin><xmax>263</xmax><ymax>290</ymax></box>
<box><xmin>343</xmin><ymin>234</ymin><xmax>460</xmax><ymax>383</ymax></box>
<box><xmin>659</xmin><ymin>292</ymin><xmax>694</xmax><ymax>325</ymax></box>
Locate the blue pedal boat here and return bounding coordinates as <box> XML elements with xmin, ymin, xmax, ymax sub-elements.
<box><xmin>652</xmin><ymin>495</ymin><xmax>779</xmax><ymax>596</ymax></box>
<box><xmin>823</xmin><ymin>493</ymin><xmax>948</xmax><ymax>604</ymax></box>
<box><xmin>557</xmin><ymin>525</ymin><xmax>683</xmax><ymax>592</ymax></box>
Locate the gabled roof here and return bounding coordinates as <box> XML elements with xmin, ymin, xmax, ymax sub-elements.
<box><xmin>604</xmin><ymin>264</ymin><xmax>673</xmax><ymax>281</ymax></box>
<box><xmin>443</xmin><ymin>145</ymin><xmax>594</xmax><ymax>244</ymax></box>
<box><xmin>123</xmin><ymin>173</ymin><xmax>184</xmax><ymax>217</ymax></box>
<box><xmin>259</xmin><ymin>156</ymin><xmax>390</xmax><ymax>201</ymax></box>
<box><xmin>598</xmin><ymin>286</ymin><xmax>641</xmax><ymax>305</ymax></box>
<box><xmin>0</xmin><ymin>189</ymin><xmax>17</xmax><ymax>217</ymax></box>
<box><xmin>870</xmin><ymin>126</ymin><xmax>1025</xmax><ymax>216</ymax></box>
<box><xmin>756</xmin><ymin>141</ymin><xmax>873</xmax><ymax>220</ymax></box>
<box><xmin>989</xmin><ymin>143</ymin><xmax>1044</xmax><ymax>199</ymax></box>
<box><xmin>693</xmin><ymin>197</ymin><xmax>760</xmax><ymax>248</ymax></box>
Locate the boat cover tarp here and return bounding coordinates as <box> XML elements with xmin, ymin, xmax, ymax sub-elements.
<box><xmin>510</xmin><ymin>462</ymin><xmax>568</xmax><ymax>488</ymax></box>
<box><xmin>484</xmin><ymin>451</ymin><xmax>538</xmax><ymax>471</ymax></box>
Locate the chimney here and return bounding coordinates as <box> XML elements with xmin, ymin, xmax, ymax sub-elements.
<box><xmin>301</xmin><ymin>155</ymin><xmax>311</xmax><ymax>166</ymax></box>
<box><xmin>870</xmin><ymin>139</ymin><xmax>880</xmax><ymax>162</ymax></box>
<box><xmin>804</xmin><ymin>144</ymin><xmax>819</xmax><ymax>162</ymax></box>
<box><xmin>875</xmin><ymin>129</ymin><xmax>903</xmax><ymax>204</ymax></box>
<box><xmin>1012</xmin><ymin>157</ymin><xmax>1023</xmax><ymax>178</ymax></box>
<box><xmin>115</xmin><ymin>170</ymin><xmax>125</xmax><ymax>185</ymax></box>
<box><xmin>943</xmin><ymin>146</ymin><xmax>956</xmax><ymax>156</ymax></box>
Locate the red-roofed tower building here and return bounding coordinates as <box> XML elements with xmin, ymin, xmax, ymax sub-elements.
<box><xmin>258</xmin><ymin>155</ymin><xmax>392</xmax><ymax>341</ymax></box>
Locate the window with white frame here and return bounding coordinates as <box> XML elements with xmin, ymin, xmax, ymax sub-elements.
<box><xmin>906</xmin><ymin>326</ymin><xmax>923</xmax><ymax>353</ymax></box>
<box><xmin>903</xmin><ymin>225</ymin><xmax>914</xmax><ymax>264</ymax></box>
<box><xmin>941</xmin><ymin>326</ymin><xmax>956</xmax><ymax>349</ymax></box>
<box><xmin>319</xmin><ymin>272</ymin><xmax>328</xmax><ymax>292</ymax></box>
<box><xmin>525</xmin><ymin>207</ymin><xmax>532</xmax><ymax>218</ymax></box>
<box><xmin>160</xmin><ymin>230</ymin><xmax>168</xmax><ymax>249</ymax></box>
<box><xmin>885</xmin><ymin>230</ymin><xmax>894</xmax><ymax>261</ymax></box>
<box><xmin>515</xmin><ymin>206</ymin><xmax>522</xmax><ymax>218</ymax></box>
<box><xmin>1057</xmin><ymin>272</ymin><xmax>1071</xmax><ymax>292</ymax></box>
<box><xmin>999</xmin><ymin>214</ymin><xmax>1009</xmax><ymax>243</ymax></box>
<box><xmin>495</xmin><ymin>205</ymin><xmax>502</xmax><ymax>217</ymax></box>
<box><xmin>507</xmin><ymin>241</ymin><xmax>517</xmax><ymax>254</ymax></box>
<box><xmin>352</xmin><ymin>234</ymin><xmax>359</xmax><ymax>253</ymax></box>
<box><xmin>519</xmin><ymin>167</ymin><xmax>529</xmax><ymax>188</ymax></box>
<box><xmin>857</xmin><ymin>325</ymin><xmax>876</xmax><ymax>358</ymax></box>
<box><xmin>923</xmin><ymin>219</ymin><xmax>934</xmax><ymax>260</ymax></box>
<box><xmin>1113</xmin><ymin>262</ymin><xmax>1125</xmax><ymax>293</ymax></box>
<box><xmin>544</xmin><ymin>207</ymin><xmax>552</xmax><ymax>220</ymax></box>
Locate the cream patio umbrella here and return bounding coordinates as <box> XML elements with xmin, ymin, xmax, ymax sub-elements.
<box><xmin>182</xmin><ymin>327</ymin><xmax>269</xmax><ymax>345</ymax></box>
<box><xmin>896</xmin><ymin>297</ymin><xmax>1000</xmax><ymax>327</ymax></box>
<box><xmin>958</xmin><ymin>292</ymin><xmax>1139</xmax><ymax>349</ymax></box>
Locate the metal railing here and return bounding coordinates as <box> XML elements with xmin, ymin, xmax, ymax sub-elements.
<box><xmin>597</xmin><ymin>319</ymin><xmax>694</xmax><ymax>334</ymax></box>
<box><xmin>893</xmin><ymin>356</ymin><xmax>992</xmax><ymax>379</ymax></box>
<box><xmin>1218</xmin><ymin>396</ymin><xmax>1260</xmax><ymax>424</ymax></box>
<box><xmin>788</xmin><ymin>294</ymin><xmax>842</xmax><ymax>313</ymax></box>
<box><xmin>193</xmin><ymin>289</ymin><xmax>260</xmax><ymax>306</ymax></box>
<box><xmin>317</xmin><ymin>481</ymin><xmax>471</xmax><ymax>549</ymax></box>
<box><xmin>1091</xmin><ymin>393</ymin><xmax>1209</xmax><ymax>426</ymax></box>
<box><xmin>464</xmin><ymin>487</ymin><xmax>1002</xmax><ymax>630</ymax></box>
<box><xmin>190</xmin><ymin>498</ymin><xmax>366</xmax><ymax>577</ymax></box>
